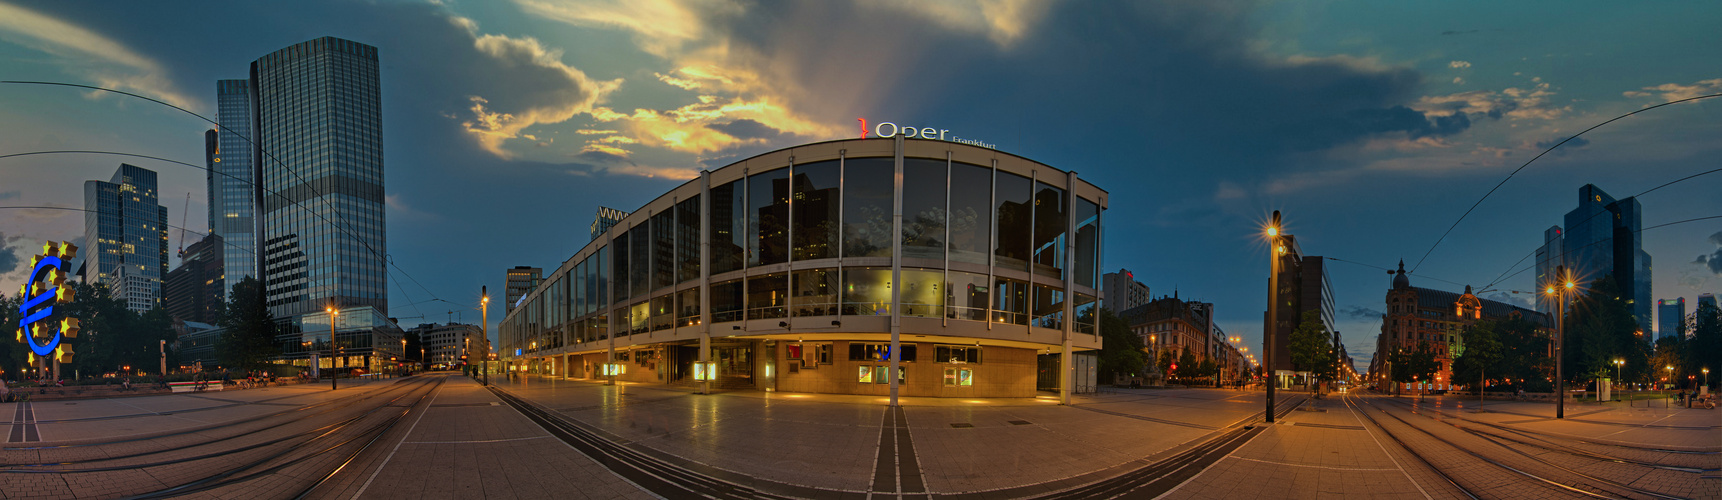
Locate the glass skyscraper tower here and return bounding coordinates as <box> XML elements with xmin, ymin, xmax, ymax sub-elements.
<box><xmin>84</xmin><ymin>164</ymin><xmax>170</xmax><ymax>313</ymax></box>
<box><xmin>212</xmin><ymin>79</ymin><xmax>257</xmax><ymax>302</ymax></box>
<box><xmin>246</xmin><ymin>36</ymin><xmax>387</xmax><ymax>317</ymax></box>
<box><xmin>1537</xmin><ymin>184</ymin><xmax>1652</xmax><ymax>335</ymax></box>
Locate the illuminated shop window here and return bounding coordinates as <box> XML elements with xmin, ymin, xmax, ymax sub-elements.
<box><xmin>943</xmin><ymin>368</ymin><xmax>974</xmax><ymax>387</ymax></box>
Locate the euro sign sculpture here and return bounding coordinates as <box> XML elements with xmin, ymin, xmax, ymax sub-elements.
<box><xmin>17</xmin><ymin>241</ymin><xmax>80</xmax><ymax>364</ymax></box>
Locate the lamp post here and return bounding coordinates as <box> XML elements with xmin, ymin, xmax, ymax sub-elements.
<box><xmin>482</xmin><ymin>286</ymin><xmax>490</xmax><ymax>386</ymax></box>
<box><xmin>1264</xmin><ymin>211</ymin><xmax>1282</xmax><ymax>423</ymax></box>
<box><xmin>1704</xmin><ymin>367</ymin><xmax>1711</xmax><ymax>395</ymax></box>
<box><xmin>1612</xmin><ymin>358</ymin><xmax>1624</xmax><ymax>402</ymax></box>
<box><xmin>1544</xmin><ymin>265</ymin><xmax>1572</xmax><ymax>419</ymax></box>
<box><xmin>327</xmin><ymin>306</ymin><xmax>339</xmax><ymax>390</ymax></box>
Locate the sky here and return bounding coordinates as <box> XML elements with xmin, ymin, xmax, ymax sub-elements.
<box><xmin>1</xmin><ymin>1</ymin><xmax>1719</xmax><ymax>371</ymax></box>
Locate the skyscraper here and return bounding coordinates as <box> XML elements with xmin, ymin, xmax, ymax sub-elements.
<box><xmin>164</xmin><ymin>233</ymin><xmax>224</xmax><ymax>324</ymax></box>
<box><xmin>1102</xmin><ymin>269</ymin><xmax>1149</xmax><ymax>312</ymax></box>
<box><xmin>211</xmin><ymin>80</ymin><xmax>258</xmax><ymax>302</ymax></box>
<box><xmin>1657</xmin><ymin>298</ymin><xmax>1685</xmax><ymax>339</ymax></box>
<box><xmin>1539</xmin><ymin>185</ymin><xmax>1653</xmax><ymax>335</ymax></box>
<box><xmin>591</xmin><ymin>206</ymin><xmax>628</xmax><ymax>242</ymax></box>
<box><xmin>1700</xmin><ymin>294</ymin><xmax>1718</xmax><ymax>313</ymax></box>
<box><xmin>1533</xmin><ymin>225</ymin><xmax>1563</xmax><ymax>315</ymax></box>
<box><xmin>84</xmin><ymin>164</ymin><xmax>169</xmax><ymax>312</ymax></box>
<box><xmin>506</xmin><ymin>266</ymin><xmax>542</xmax><ymax>313</ymax></box>
<box><xmin>251</xmin><ymin>36</ymin><xmax>386</xmax><ymax>317</ymax></box>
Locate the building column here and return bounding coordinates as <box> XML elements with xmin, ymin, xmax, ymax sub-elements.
<box><xmin>888</xmin><ymin>134</ymin><xmax>904</xmax><ymax>406</ymax></box>
<box><xmin>698</xmin><ymin>169</ymin><xmax>712</xmax><ymax>394</ymax></box>
<box><xmin>1061</xmin><ymin>170</ymin><xmax>1079</xmax><ymax>404</ymax></box>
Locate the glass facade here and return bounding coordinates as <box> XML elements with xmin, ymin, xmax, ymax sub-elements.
<box><xmin>254</xmin><ymin>37</ymin><xmax>386</xmax><ymax>317</ymax></box>
<box><xmin>214</xmin><ymin>79</ymin><xmax>257</xmax><ymax>301</ymax></box>
<box><xmin>494</xmin><ymin>140</ymin><xmax>1105</xmax><ymax>371</ymax></box>
<box><xmin>83</xmin><ymin>164</ymin><xmax>170</xmax><ymax>313</ymax></box>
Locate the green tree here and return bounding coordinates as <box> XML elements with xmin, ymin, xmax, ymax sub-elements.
<box><xmin>59</xmin><ymin>281</ymin><xmax>137</xmax><ymax>377</ymax></box>
<box><xmin>1690</xmin><ymin>301</ymin><xmax>1721</xmax><ymax>390</ymax></box>
<box><xmin>1155</xmin><ymin>349</ymin><xmax>1175</xmax><ymax>377</ymax></box>
<box><xmin>1565</xmin><ymin>276</ymin><xmax>1650</xmax><ymax>387</ymax></box>
<box><xmin>0</xmin><ymin>293</ymin><xmax>27</xmax><ymax>378</ymax></box>
<box><xmin>217</xmin><ymin>277</ymin><xmax>278</xmax><ymax>372</ymax></box>
<box><xmin>1095</xmin><ymin>309</ymin><xmax>1145</xmax><ymax>383</ymax></box>
<box><xmin>1387</xmin><ymin>342</ymin><xmax>1440</xmax><ymax>395</ymax></box>
<box><xmin>1453</xmin><ymin>319</ymin><xmax>1506</xmax><ymax>394</ymax></box>
<box><xmin>1288</xmin><ymin>310</ymin><xmax>1335</xmax><ymax>393</ymax></box>
<box><xmin>1175</xmin><ymin>346</ymin><xmax>1198</xmax><ymax>381</ymax></box>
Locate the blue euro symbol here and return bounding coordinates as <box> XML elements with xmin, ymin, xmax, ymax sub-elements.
<box><xmin>20</xmin><ymin>255</ymin><xmax>63</xmax><ymax>357</ymax></box>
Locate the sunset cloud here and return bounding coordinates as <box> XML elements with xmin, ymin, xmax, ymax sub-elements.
<box><xmin>0</xmin><ymin>2</ymin><xmax>195</xmax><ymax>110</ymax></box>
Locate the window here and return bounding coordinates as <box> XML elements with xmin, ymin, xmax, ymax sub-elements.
<box><xmin>901</xmin><ymin>158</ymin><xmax>946</xmax><ymax>260</ymax></box>
<box><xmin>1074</xmin><ymin>197</ymin><xmax>1100</xmax><ymax>288</ymax></box>
<box><xmin>993</xmin><ymin>171</ymin><xmax>1033</xmax><ymax>271</ymax></box>
<box><xmin>817</xmin><ymin>344</ymin><xmax>833</xmax><ymax>365</ymax></box>
<box><xmin>629</xmin><ymin>301</ymin><xmax>649</xmax><ymax>335</ymax></box>
<box><xmin>653</xmin><ymin>210</ymin><xmax>675</xmax><ymax>290</ymax></box>
<box><xmin>791</xmin><ymin>160</ymin><xmax>839</xmax><ymax>260</ymax></box>
<box><xmin>943</xmin><ymin>368</ymin><xmax>974</xmax><ymax>387</ymax></box>
<box><xmin>1032</xmin><ymin>182</ymin><xmax>1066</xmax><ymax>279</ymax></box>
<box><xmin>710</xmin><ymin>180</ymin><xmax>745</xmax><ymax>274</ymax></box>
<box><xmin>711</xmin><ymin>280</ymin><xmax>743</xmax><ymax>323</ymax></box>
<box><xmin>749</xmin><ymin>169</ymin><xmax>789</xmax><ymax>266</ymax></box>
<box><xmin>1074</xmin><ymin>293</ymin><xmax>1097</xmax><ymax>335</ymax></box>
<box><xmin>900</xmin><ymin>269</ymin><xmax>943</xmax><ymax>318</ymax></box>
<box><xmin>1033</xmin><ymin>285</ymin><xmax>1064</xmax><ymax>329</ymax></box>
<box><xmin>676</xmin><ymin>288</ymin><xmax>699</xmax><ymax>327</ymax></box>
<box><xmin>746</xmin><ymin>272</ymin><xmax>787</xmax><ymax>319</ymax></box>
<box><xmin>630</xmin><ymin>223</ymin><xmax>649</xmax><ymax>295</ymax></box>
<box><xmin>651</xmin><ymin>295</ymin><xmax>673</xmax><ymax>331</ymax></box>
<box><xmin>936</xmin><ymin>345</ymin><xmax>981</xmax><ymax>364</ymax></box>
<box><xmin>843</xmin><ymin>157</ymin><xmax>894</xmax><ymax>257</ymax></box>
<box><xmin>947</xmin><ymin>271</ymin><xmax>989</xmax><ymax>321</ymax></box>
<box><xmin>850</xmin><ymin>342</ymin><xmax>888</xmax><ymax>361</ymax></box>
<box><xmin>994</xmin><ymin>277</ymin><xmax>1029</xmax><ymax>325</ymax></box>
<box><xmin>792</xmin><ymin>268</ymin><xmax>838</xmax><ymax>317</ymax></box>
<box><xmin>612</xmin><ymin>232</ymin><xmax>630</xmax><ymax>300</ymax></box>
<box><xmin>676</xmin><ymin>196</ymin><xmax>700</xmax><ymax>283</ymax></box>
<box><xmin>842</xmin><ymin>268</ymin><xmax>892</xmax><ymax>316</ymax></box>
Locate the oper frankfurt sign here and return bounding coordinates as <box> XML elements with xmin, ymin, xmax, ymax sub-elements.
<box><xmin>859</xmin><ymin>118</ymin><xmax>995</xmax><ymax>149</ymax></box>
<box><xmin>17</xmin><ymin>241</ymin><xmax>80</xmax><ymax>364</ymax></box>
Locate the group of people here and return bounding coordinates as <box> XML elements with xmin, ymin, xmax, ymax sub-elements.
<box><xmin>1674</xmin><ymin>389</ymin><xmax>1716</xmax><ymax>409</ymax></box>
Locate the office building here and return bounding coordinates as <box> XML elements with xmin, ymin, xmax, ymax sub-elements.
<box><xmin>498</xmin><ymin>137</ymin><xmax>1107</xmax><ymax>397</ymax></box>
<box><xmin>211</xmin><ymin>80</ymin><xmax>258</xmax><ymax>301</ymax></box>
<box><xmin>506</xmin><ymin>266</ymin><xmax>543</xmax><ymax>313</ymax></box>
<box><xmin>1261</xmin><ymin>237</ymin><xmax>1333</xmax><ymax>383</ymax></box>
<box><xmin>1122</xmin><ymin>293</ymin><xmax>1248</xmax><ymax>384</ymax></box>
<box><xmin>407</xmin><ymin>323</ymin><xmax>486</xmax><ymax>368</ymax></box>
<box><xmin>1102</xmin><ymin>269</ymin><xmax>1149</xmax><ymax>312</ymax></box>
<box><xmin>1537</xmin><ymin>185</ymin><xmax>1652</xmax><ymax>334</ymax></box>
<box><xmin>1370</xmin><ymin>262</ymin><xmax>1550</xmax><ymax>392</ymax></box>
<box><xmin>84</xmin><ymin>164</ymin><xmax>170</xmax><ymax>312</ymax></box>
<box><xmin>164</xmin><ymin>233</ymin><xmax>224</xmax><ymax>324</ymax></box>
<box><xmin>1699</xmin><ymin>293</ymin><xmax>1717</xmax><ymax>313</ymax></box>
<box><xmin>1657</xmin><ymin>298</ymin><xmax>1686</xmax><ymax>339</ymax></box>
<box><xmin>591</xmin><ymin>207</ymin><xmax>628</xmax><ymax>242</ymax></box>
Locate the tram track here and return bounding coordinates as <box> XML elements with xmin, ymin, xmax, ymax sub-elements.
<box><xmin>1351</xmin><ymin>394</ymin><xmax>1691</xmax><ymax>500</ymax></box>
<box><xmin>1379</xmin><ymin>398</ymin><xmax>1717</xmax><ymax>474</ymax></box>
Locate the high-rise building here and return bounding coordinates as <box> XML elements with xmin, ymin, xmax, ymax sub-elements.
<box><xmin>1700</xmin><ymin>294</ymin><xmax>1718</xmax><ymax>313</ymax></box>
<box><xmin>506</xmin><ymin>266</ymin><xmax>542</xmax><ymax>313</ymax></box>
<box><xmin>211</xmin><ymin>80</ymin><xmax>258</xmax><ymax>301</ymax></box>
<box><xmin>1540</xmin><ymin>185</ymin><xmax>1652</xmax><ymax>335</ymax></box>
<box><xmin>591</xmin><ymin>206</ymin><xmax>628</xmax><ymax>242</ymax></box>
<box><xmin>1261</xmin><ymin>235</ymin><xmax>1333</xmax><ymax>378</ymax></box>
<box><xmin>84</xmin><ymin>164</ymin><xmax>170</xmax><ymax>312</ymax></box>
<box><xmin>164</xmin><ymin>233</ymin><xmax>224</xmax><ymax>324</ymax></box>
<box><xmin>1656</xmin><ymin>298</ymin><xmax>1685</xmax><ymax>339</ymax></box>
<box><xmin>1101</xmin><ymin>269</ymin><xmax>1149</xmax><ymax>312</ymax></box>
<box><xmin>251</xmin><ymin>36</ymin><xmax>386</xmax><ymax>317</ymax></box>
<box><xmin>1533</xmin><ymin>225</ymin><xmax>1563</xmax><ymax>315</ymax></box>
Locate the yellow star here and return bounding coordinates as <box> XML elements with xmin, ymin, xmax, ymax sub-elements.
<box><xmin>42</xmin><ymin>241</ymin><xmax>57</xmax><ymax>256</ymax></box>
<box><xmin>60</xmin><ymin>241</ymin><xmax>78</xmax><ymax>259</ymax></box>
<box><xmin>57</xmin><ymin>285</ymin><xmax>74</xmax><ymax>303</ymax></box>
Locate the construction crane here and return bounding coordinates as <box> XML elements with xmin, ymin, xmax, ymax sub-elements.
<box><xmin>176</xmin><ymin>192</ymin><xmax>190</xmax><ymax>259</ymax></box>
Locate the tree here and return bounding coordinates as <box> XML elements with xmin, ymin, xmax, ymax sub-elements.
<box><xmin>1387</xmin><ymin>342</ymin><xmax>1440</xmax><ymax>395</ymax></box>
<box><xmin>1565</xmin><ymin>276</ymin><xmax>1649</xmax><ymax>387</ymax></box>
<box><xmin>217</xmin><ymin>277</ymin><xmax>278</xmax><ymax>372</ymax></box>
<box><xmin>1095</xmin><ymin>309</ymin><xmax>1145</xmax><ymax>383</ymax></box>
<box><xmin>1288</xmin><ymin>310</ymin><xmax>1335</xmax><ymax>393</ymax></box>
<box><xmin>1691</xmin><ymin>300</ymin><xmax>1721</xmax><ymax>390</ymax></box>
<box><xmin>1156</xmin><ymin>349</ymin><xmax>1175</xmax><ymax>377</ymax></box>
<box><xmin>1175</xmin><ymin>346</ymin><xmax>1198</xmax><ymax>381</ymax></box>
<box><xmin>59</xmin><ymin>281</ymin><xmax>137</xmax><ymax>377</ymax></box>
<box><xmin>0</xmin><ymin>293</ymin><xmax>27</xmax><ymax>378</ymax></box>
<box><xmin>1452</xmin><ymin>319</ymin><xmax>1506</xmax><ymax>394</ymax></box>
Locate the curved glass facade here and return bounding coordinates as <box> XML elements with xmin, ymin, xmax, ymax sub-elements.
<box><xmin>498</xmin><ymin>138</ymin><xmax>1106</xmax><ymax>397</ymax></box>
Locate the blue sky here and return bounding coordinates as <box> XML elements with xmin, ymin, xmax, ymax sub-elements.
<box><xmin>1</xmin><ymin>1</ymin><xmax>1719</xmax><ymax>371</ymax></box>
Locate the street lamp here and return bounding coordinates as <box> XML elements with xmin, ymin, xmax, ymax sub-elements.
<box><xmin>1705</xmin><ymin>367</ymin><xmax>1711</xmax><ymax>395</ymax></box>
<box><xmin>482</xmin><ymin>286</ymin><xmax>490</xmax><ymax>386</ymax></box>
<box><xmin>1543</xmin><ymin>265</ymin><xmax>1572</xmax><ymax>419</ymax></box>
<box><xmin>327</xmin><ymin>306</ymin><xmax>339</xmax><ymax>390</ymax></box>
<box><xmin>1263</xmin><ymin>210</ymin><xmax>1283</xmax><ymax>423</ymax></box>
<box><xmin>1611</xmin><ymin>358</ymin><xmax>1624</xmax><ymax>401</ymax></box>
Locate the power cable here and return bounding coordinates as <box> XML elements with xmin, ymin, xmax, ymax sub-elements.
<box><xmin>1410</xmin><ymin>92</ymin><xmax>1722</xmax><ymax>273</ymax></box>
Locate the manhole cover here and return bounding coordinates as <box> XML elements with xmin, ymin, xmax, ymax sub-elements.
<box><xmin>1008</xmin><ymin>420</ymin><xmax>1032</xmax><ymax>425</ymax></box>
<box><xmin>950</xmin><ymin>423</ymin><xmax>974</xmax><ymax>428</ymax></box>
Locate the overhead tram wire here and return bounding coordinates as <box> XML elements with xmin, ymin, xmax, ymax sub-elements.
<box><xmin>0</xmin><ymin>81</ymin><xmax>445</xmax><ymax>313</ymax></box>
<box><xmin>1321</xmin><ymin>256</ymin><xmax>1471</xmax><ymax>288</ymax></box>
<box><xmin>1478</xmin><ymin>163</ymin><xmax>1722</xmax><ymax>292</ymax></box>
<box><xmin>0</xmin><ymin>204</ymin><xmax>430</xmax><ymax>320</ymax></box>
<box><xmin>1409</xmin><ymin>92</ymin><xmax>1722</xmax><ymax>274</ymax></box>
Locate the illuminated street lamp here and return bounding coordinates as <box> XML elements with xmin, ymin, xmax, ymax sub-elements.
<box><xmin>1263</xmin><ymin>211</ymin><xmax>1283</xmax><ymax>423</ymax></box>
<box><xmin>327</xmin><ymin>306</ymin><xmax>339</xmax><ymax>390</ymax></box>
<box><xmin>1611</xmin><ymin>358</ymin><xmax>1625</xmax><ymax>401</ymax></box>
<box><xmin>1543</xmin><ymin>265</ymin><xmax>1573</xmax><ymax>419</ymax></box>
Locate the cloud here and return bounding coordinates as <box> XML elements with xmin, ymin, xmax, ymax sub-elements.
<box><xmin>0</xmin><ymin>2</ymin><xmax>196</xmax><ymax>110</ymax></box>
<box><xmin>862</xmin><ymin>0</ymin><xmax>1055</xmax><ymax>48</ymax></box>
<box><xmin>1413</xmin><ymin>82</ymin><xmax>1568</xmax><ymax>120</ymax></box>
<box><xmin>0</xmin><ymin>231</ymin><xmax>19</xmax><ymax>277</ymax></box>
<box><xmin>1532</xmin><ymin>135</ymin><xmax>1590</xmax><ymax>153</ymax></box>
<box><xmin>455</xmin><ymin>22</ymin><xmax>622</xmax><ymax>158</ymax></box>
<box><xmin>1341</xmin><ymin>305</ymin><xmax>1384</xmax><ymax>320</ymax></box>
<box><xmin>1703</xmin><ymin>231</ymin><xmax>1722</xmax><ymax>276</ymax></box>
<box><xmin>0</xmin><ymin>190</ymin><xmax>19</xmax><ymax>201</ymax></box>
<box><xmin>1448</xmin><ymin>60</ymin><xmax>1471</xmax><ymax>68</ymax></box>
<box><xmin>1623</xmin><ymin>78</ymin><xmax>1722</xmax><ymax>102</ymax></box>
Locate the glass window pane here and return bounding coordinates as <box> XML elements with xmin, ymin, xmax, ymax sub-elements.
<box><xmin>676</xmin><ymin>288</ymin><xmax>699</xmax><ymax>327</ymax></box>
<box><xmin>595</xmin><ymin>246</ymin><xmax>607</xmax><ymax>308</ymax></box>
<box><xmin>630</xmin><ymin>301</ymin><xmax>649</xmax><ymax>335</ymax></box>
<box><xmin>901</xmin><ymin>269</ymin><xmax>943</xmax><ymax>318</ymax></box>
<box><xmin>902</xmin><ymin>158</ymin><xmax>947</xmax><ymax>260</ymax></box>
<box><xmin>574</xmin><ymin>259</ymin><xmax>587</xmax><ymax>317</ymax></box>
<box><xmin>677</xmin><ymin>196</ymin><xmax>700</xmax><ymax>283</ymax></box>
<box><xmin>843</xmin><ymin>157</ymin><xmax>894</xmax><ymax>257</ymax></box>
<box><xmin>1033</xmin><ymin>285</ymin><xmax>1064</xmax><ymax>329</ymax></box>
<box><xmin>651</xmin><ymin>295</ymin><xmax>673</xmax><ymax>331</ymax></box>
<box><xmin>994</xmin><ymin>277</ymin><xmax>1029</xmax><ymax>325</ymax></box>
<box><xmin>791</xmin><ymin>160</ymin><xmax>840</xmax><ymax>260</ymax></box>
<box><xmin>1074</xmin><ymin>293</ymin><xmax>1097</xmax><ymax>335</ymax></box>
<box><xmin>792</xmin><ymin>268</ymin><xmax>839</xmax><ymax>317</ymax></box>
<box><xmin>749</xmin><ymin>169</ymin><xmax>789</xmax><ymax>266</ymax></box>
<box><xmin>653</xmin><ymin>210</ymin><xmax>675</xmax><ymax>290</ymax></box>
<box><xmin>710</xmin><ymin>180</ymin><xmax>745</xmax><ymax>274</ymax></box>
<box><xmin>746</xmin><ymin>272</ymin><xmax>787</xmax><ymax>319</ymax></box>
<box><xmin>630</xmin><ymin>223</ymin><xmax>649</xmax><ymax>296</ymax></box>
<box><xmin>592</xmin><ymin>313</ymin><xmax>607</xmax><ymax>340</ymax></box>
<box><xmin>842</xmin><ymin>267</ymin><xmax>892</xmax><ymax>316</ymax></box>
<box><xmin>948</xmin><ymin>162</ymin><xmax>992</xmax><ymax>266</ymax></box>
<box><xmin>946</xmin><ymin>271</ymin><xmax>989</xmax><ymax>321</ymax></box>
<box><xmin>1032</xmin><ymin>181</ymin><xmax>1066</xmax><ymax>279</ymax></box>
<box><xmin>612</xmin><ymin>233</ymin><xmax>630</xmax><ymax>301</ymax></box>
<box><xmin>711</xmin><ymin>279</ymin><xmax>743</xmax><ymax>323</ymax></box>
<box><xmin>1074</xmin><ymin>198</ymin><xmax>1099</xmax><ymax>288</ymax></box>
<box><xmin>994</xmin><ymin>171</ymin><xmax>1032</xmax><ymax>271</ymax></box>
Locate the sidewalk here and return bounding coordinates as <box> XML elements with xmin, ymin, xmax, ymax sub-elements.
<box><xmin>2</xmin><ymin>377</ymin><xmax>398</xmax><ymax>445</ymax></box>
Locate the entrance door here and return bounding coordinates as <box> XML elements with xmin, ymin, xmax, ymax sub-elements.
<box><xmin>674</xmin><ymin>346</ymin><xmax>698</xmax><ymax>381</ymax></box>
<box><xmin>1036</xmin><ymin>353</ymin><xmax>1060</xmax><ymax>392</ymax></box>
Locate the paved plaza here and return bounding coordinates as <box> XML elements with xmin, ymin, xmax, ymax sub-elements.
<box><xmin>4</xmin><ymin>374</ymin><xmax>1719</xmax><ymax>498</ymax></box>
